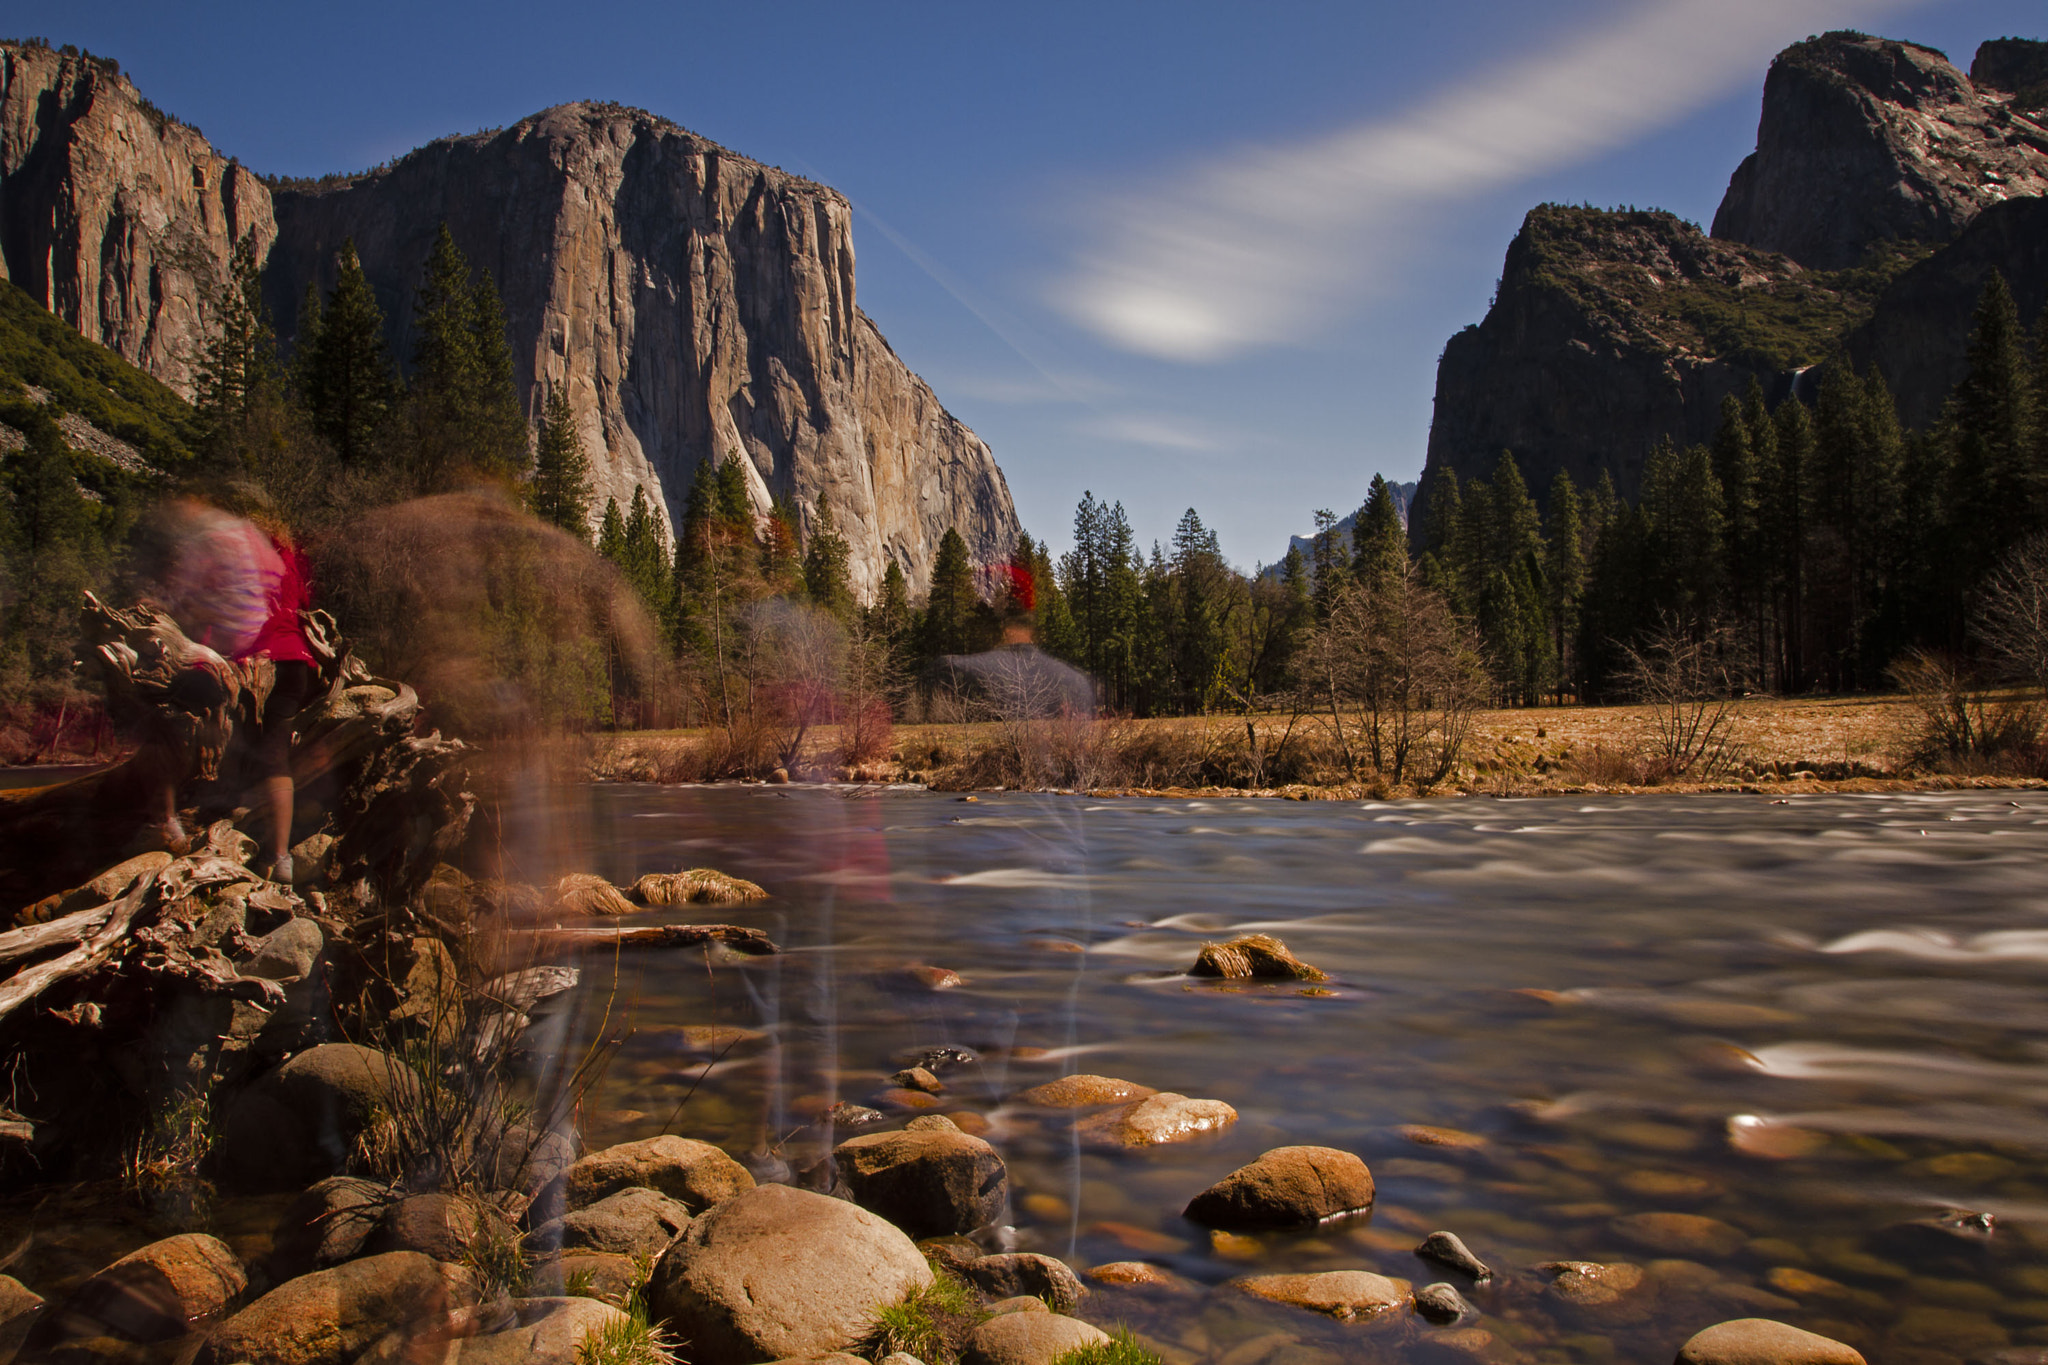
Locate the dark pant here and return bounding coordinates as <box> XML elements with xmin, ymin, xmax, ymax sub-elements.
<box><xmin>255</xmin><ymin>661</ymin><xmax>317</xmax><ymax>778</ymax></box>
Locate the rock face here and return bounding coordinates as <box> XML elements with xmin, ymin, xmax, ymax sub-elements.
<box><xmin>1416</xmin><ymin>34</ymin><xmax>2048</xmax><ymax>529</ymax></box>
<box><xmin>261</xmin><ymin>103</ymin><xmax>1016</xmax><ymax>598</ymax></box>
<box><xmin>1712</xmin><ymin>33</ymin><xmax>2048</xmax><ymax>270</ymax></box>
<box><xmin>0</xmin><ymin>46</ymin><xmax>1017</xmax><ymax>600</ymax></box>
<box><xmin>0</xmin><ymin>43</ymin><xmax>276</xmax><ymax>399</ymax></box>
<box><xmin>645</xmin><ymin>1183</ymin><xmax>933</xmax><ymax>1365</ymax></box>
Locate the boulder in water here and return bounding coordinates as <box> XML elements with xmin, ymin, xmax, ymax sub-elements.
<box><xmin>1077</xmin><ymin>1093</ymin><xmax>1237</xmax><ymax>1147</ymax></box>
<box><xmin>1188</xmin><ymin>934</ymin><xmax>1327</xmax><ymax>982</ymax></box>
<box><xmin>1415</xmin><ymin>1230</ymin><xmax>1493</xmax><ymax>1282</ymax></box>
<box><xmin>1183</xmin><ymin>1146</ymin><xmax>1374</xmax><ymax>1228</ymax></box>
<box><xmin>55</xmin><ymin>1233</ymin><xmax>245</xmax><ymax>1342</ymax></box>
<box><xmin>1231</xmin><ymin>1270</ymin><xmax>1410</xmax><ymax>1320</ymax></box>
<box><xmin>832</xmin><ymin>1129</ymin><xmax>1008</xmax><ymax>1237</ymax></box>
<box><xmin>1014</xmin><ymin>1075</ymin><xmax>1155</xmax><ymax>1108</ymax></box>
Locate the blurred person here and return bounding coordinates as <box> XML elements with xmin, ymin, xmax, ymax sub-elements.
<box><xmin>936</xmin><ymin>562</ymin><xmax>1094</xmax><ymax>719</ymax></box>
<box><xmin>154</xmin><ymin>496</ymin><xmax>318</xmax><ymax>880</ymax></box>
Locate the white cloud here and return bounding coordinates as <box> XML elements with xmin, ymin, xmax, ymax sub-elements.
<box><xmin>1056</xmin><ymin>0</ymin><xmax>1925</xmax><ymax>362</ymax></box>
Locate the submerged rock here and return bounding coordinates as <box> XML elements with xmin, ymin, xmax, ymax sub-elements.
<box><xmin>1610</xmin><ymin>1212</ymin><xmax>1747</xmax><ymax>1259</ymax></box>
<box><xmin>1077</xmin><ymin>1093</ymin><xmax>1237</xmax><ymax>1147</ymax></box>
<box><xmin>1014</xmin><ymin>1075</ymin><xmax>1156</xmax><ymax>1108</ymax></box>
<box><xmin>963</xmin><ymin>1312</ymin><xmax>1108</xmax><ymax>1365</ymax></box>
<box><xmin>1415</xmin><ymin>1230</ymin><xmax>1493</xmax><ymax>1283</ymax></box>
<box><xmin>1188</xmin><ymin>934</ymin><xmax>1328</xmax><ymax>982</ymax></box>
<box><xmin>646</xmin><ymin>1184</ymin><xmax>932</xmax><ymax>1365</ymax></box>
<box><xmin>1541</xmin><ymin>1261</ymin><xmax>1653</xmax><ymax>1323</ymax></box>
<box><xmin>0</xmin><ymin>1276</ymin><xmax>42</xmax><ymax>1361</ymax></box>
<box><xmin>1232</xmin><ymin>1271</ymin><xmax>1411</xmax><ymax>1321</ymax></box>
<box><xmin>632</xmin><ymin>870</ymin><xmax>768</xmax><ymax>905</ymax></box>
<box><xmin>565</xmin><ymin>1135</ymin><xmax>755</xmax><ymax>1212</ymax></box>
<box><xmin>832</xmin><ymin>1129</ymin><xmax>1008</xmax><ymax>1237</ymax></box>
<box><xmin>1183</xmin><ymin>1146</ymin><xmax>1374</xmax><ymax>1228</ymax></box>
<box><xmin>1675</xmin><ymin>1318</ymin><xmax>1866</xmax><ymax>1365</ymax></box>
<box><xmin>893</xmin><ymin>1066</ymin><xmax>944</xmax><ymax>1094</ymax></box>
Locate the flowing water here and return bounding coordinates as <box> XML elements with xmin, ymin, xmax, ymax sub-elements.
<box><xmin>541</xmin><ymin>785</ymin><xmax>2048</xmax><ymax>1365</ymax></box>
<box><xmin>16</xmin><ymin>785</ymin><xmax>2048</xmax><ymax>1365</ymax></box>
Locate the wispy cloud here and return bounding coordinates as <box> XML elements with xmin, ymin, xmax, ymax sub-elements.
<box><xmin>1056</xmin><ymin>0</ymin><xmax>1924</xmax><ymax>362</ymax></box>
<box><xmin>1085</xmin><ymin>413</ymin><xmax>1226</xmax><ymax>452</ymax></box>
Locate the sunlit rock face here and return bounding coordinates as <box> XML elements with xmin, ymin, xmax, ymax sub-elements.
<box><xmin>1712</xmin><ymin>32</ymin><xmax>2048</xmax><ymax>271</ymax></box>
<box><xmin>0</xmin><ymin>43</ymin><xmax>276</xmax><ymax>398</ymax></box>
<box><xmin>0</xmin><ymin>44</ymin><xmax>1017</xmax><ymax>600</ymax></box>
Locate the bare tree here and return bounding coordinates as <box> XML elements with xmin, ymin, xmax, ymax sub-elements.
<box><xmin>1297</xmin><ymin>569</ymin><xmax>1488</xmax><ymax>788</ymax></box>
<box><xmin>1618</xmin><ymin>615</ymin><xmax>1751</xmax><ymax>779</ymax></box>
<box><xmin>1979</xmin><ymin>533</ymin><xmax>2048</xmax><ymax>695</ymax></box>
<box><xmin>737</xmin><ymin>599</ymin><xmax>845</xmax><ymax>773</ymax></box>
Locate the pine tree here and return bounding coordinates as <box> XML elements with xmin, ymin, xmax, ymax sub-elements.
<box><xmin>404</xmin><ymin>224</ymin><xmax>526</xmax><ymax>488</ymax></box>
<box><xmin>195</xmin><ymin>233</ymin><xmax>279</xmax><ymax>448</ymax></box>
<box><xmin>1543</xmin><ymin>471</ymin><xmax>1585</xmax><ymax>702</ymax></box>
<box><xmin>596</xmin><ymin>497</ymin><xmax>626</xmax><ymax>564</ymax></box>
<box><xmin>2</xmin><ymin>409</ymin><xmax>98</xmax><ymax>679</ymax></box>
<box><xmin>1352</xmin><ymin>474</ymin><xmax>1407</xmax><ymax>593</ymax></box>
<box><xmin>1948</xmin><ymin>272</ymin><xmax>2040</xmax><ymax>573</ymax></box>
<box><xmin>873</xmin><ymin>559</ymin><xmax>911</xmax><ymax>644</ymax></box>
<box><xmin>465</xmin><ymin>270</ymin><xmax>527</xmax><ymax>475</ymax></box>
<box><xmin>301</xmin><ymin>239</ymin><xmax>398</xmax><ymax>465</ymax></box>
<box><xmin>802</xmin><ymin>495</ymin><xmax>854</xmax><ymax>618</ymax></box>
<box><xmin>1309</xmin><ymin>508</ymin><xmax>1349</xmax><ymax>619</ymax></box>
<box><xmin>1768</xmin><ymin>397</ymin><xmax>1816</xmax><ymax>690</ymax></box>
<box><xmin>1170</xmin><ymin>507</ymin><xmax>1229</xmax><ymax>711</ymax></box>
<box><xmin>527</xmin><ymin>384</ymin><xmax>593</xmax><ymax>539</ymax></box>
<box><xmin>920</xmin><ymin>527</ymin><xmax>979</xmax><ymax>660</ymax></box>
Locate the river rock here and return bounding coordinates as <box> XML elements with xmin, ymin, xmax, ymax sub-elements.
<box><xmin>833</xmin><ymin>1129</ymin><xmax>1007</xmax><ymax>1238</ymax></box>
<box><xmin>489</xmin><ymin>1123</ymin><xmax>578</xmax><ymax>1200</ymax></box>
<box><xmin>1233</xmin><ymin>1271</ymin><xmax>1411</xmax><ymax>1321</ymax></box>
<box><xmin>963</xmin><ymin>1312</ymin><xmax>1108</xmax><ymax>1365</ymax></box>
<box><xmin>268</xmin><ymin>1177</ymin><xmax>389</xmax><ymax>1279</ymax></box>
<box><xmin>359</xmin><ymin>1296</ymin><xmax>630</xmax><ymax>1365</ymax></box>
<box><xmin>1675</xmin><ymin>1318</ymin><xmax>1867</xmax><ymax>1365</ymax></box>
<box><xmin>215</xmin><ymin>1044</ymin><xmax>421</xmax><ymax>1190</ymax></box>
<box><xmin>893</xmin><ymin>1067</ymin><xmax>944</xmax><ymax>1094</ymax></box>
<box><xmin>367</xmin><ymin>1192</ymin><xmax>508</xmax><ymax>1263</ymax></box>
<box><xmin>906</xmin><ymin>1115</ymin><xmax>960</xmax><ymax>1133</ymax></box>
<box><xmin>1415</xmin><ymin>1231</ymin><xmax>1493</xmax><ymax>1282</ymax></box>
<box><xmin>1542</xmin><ymin>1261</ymin><xmax>1653</xmax><ymax>1322</ymax></box>
<box><xmin>962</xmin><ymin>1254</ymin><xmax>1085</xmax><ymax>1313</ymax></box>
<box><xmin>1612</xmin><ymin>1212</ymin><xmax>1748</xmax><ymax>1259</ymax></box>
<box><xmin>58</xmin><ymin>1234</ymin><xmax>244</xmax><ymax>1342</ymax></box>
<box><xmin>1869</xmin><ymin>1215</ymin><xmax>1996</xmax><ymax>1273</ymax></box>
<box><xmin>1014</xmin><ymin>1075</ymin><xmax>1156</xmax><ymax>1108</ymax></box>
<box><xmin>0</xmin><ymin>1275</ymin><xmax>43</xmax><ymax>1360</ymax></box>
<box><xmin>532</xmin><ymin>1250</ymin><xmax>639</xmax><ymax>1302</ymax></box>
<box><xmin>1189</xmin><ymin>934</ymin><xmax>1328</xmax><ymax>981</ymax></box>
<box><xmin>1085</xmin><ymin>1262</ymin><xmax>1183</xmax><ymax>1289</ymax></box>
<box><xmin>645</xmin><ymin>1183</ymin><xmax>932</xmax><ymax>1365</ymax></box>
<box><xmin>987</xmin><ymin>1296</ymin><xmax>1051</xmax><ymax>1315</ymax></box>
<box><xmin>533</xmin><ymin>1186</ymin><xmax>692</xmax><ymax>1257</ymax></box>
<box><xmin>1183</xmin><ymin>1146</ymin><xmax>1374</xmax><ymax>1228</ymax></box>
<box><xmin>239</xmin><ymin>917</ymin><xmax>324</xmax><ymax>981</ymax></box>
<box><xmin>553</xmin><ymin>873</ymin><xmax>635</xmax><ymax>916</ymax></box>
<box><xmin>565</xmin><ymin>1134</ymin><xmax>755</xmax><ymax>1211</ymax></box>
<box><xmin>1414</xmin><ymin>1282</ymin><xmax>1474</xmax><ymax>1324</ymax></box>
<box><xmin>1076</xmin><ymin>1094</ymin><xmax>1237</xmax><ymax>1147</ymax></box>
<box><xmin>197</xmin><ymin>1251</ymin><xmax>477</xmax><ymax>1365</ymax></box>
<box><xmin>1398</xmin><ymin>1125</ymin><xmax>1488</xmax><ymax>1150</ymax></box>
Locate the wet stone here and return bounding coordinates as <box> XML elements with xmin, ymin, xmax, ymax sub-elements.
<box><xmin>963</xmin><ymin>1254</ymin><xmax>1085</xmax><ymax>1314</ymax></box>
<box><xmin>1415</xmin><ymin>1231</ymin><xmax>1492</xmax><ymax>1283</ymax></box>
<box><xmin>1076</xmin><ymin>1093</ymin><xmax>1237</xmax><ymax>1147</ymax></box>
<box><xmin>1086</xmin><ymin>1262</ymin><xmax>1183</xmax><ymax>1289</ymax></box>
<box><xmin>1185</xmin><ymin>1147</ymin><xmax>1375</xmax><ymax>1229</ymax></box>
<box><xmin>964</xmin><ymin>1312</ymin><xmax>1108</xmax><ymax>1365</ymax></box>
<box><xmin>1232</xmin><ymin>1271</ymin><xmax>1411</xmax><ymax>1321</ymax></box>
<box><xmin>1398</xmin><ymin>1125</ymin><xmax>1488</xmax><ymax>1151</ymax></box>
<box><xmin>1413</xmin><ymin>1282</ymin><xmax>1474</xmax><ymax>1324</ymax></box>
<box><xmin>1188</xmin><ymin>934</ymin><xmax>1328</xmax><ymax>982</ymax></box>
<box><xmin>1013</xmin><ymin>1075</ymin><xmax>1157</xmax><ymax>1108</ymax></box>
<box><xmin>1675</xmin><ymin>1318</ymin><xmax>1867</xmax><ymax>1365</ymax></box>
<box><xmin>893</xmin><ymin>1067</ymin><xmax>944</xmax><ymax>1094</ymax></box>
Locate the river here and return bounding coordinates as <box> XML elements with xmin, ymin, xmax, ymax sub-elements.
<box><xmin>502</xmin><ymin>784</ymin><xmax>2048</xmax><ymax>1365</ymax></box>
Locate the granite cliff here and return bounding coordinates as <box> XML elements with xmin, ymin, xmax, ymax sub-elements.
<box><xmin>0</xmin><ymin>44</ymin><xmax>1016</xmax><ymax>599</ymax></box>
<box><xmin>1417</xmin><ymin>33</ymin><xmax>2048</xmax><ymax>531</ymax></box>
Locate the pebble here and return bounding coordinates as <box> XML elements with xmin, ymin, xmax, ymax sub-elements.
<box><xmin>1415</xmin><ymin>1231</ymin><xmax>1492</xmax><ymax>1283</ymax></box>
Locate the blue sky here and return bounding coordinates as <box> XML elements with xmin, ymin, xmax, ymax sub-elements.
<box><xmin>30</xmin><ymin>0</ymin><xmax>2044</xmax><ymax>567</ymax></box>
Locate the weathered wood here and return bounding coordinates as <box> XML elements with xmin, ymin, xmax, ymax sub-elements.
<box><xmin>515</xmin><ymin>923</ymin><xmax>780</xmax><ymax>955</ymax></box>
<box><xmin>0</xmin><ymin>903</ymin><xmax>113</xmax><ymax>971</ymax></box>
<box><xmin>0</xmin><ymin>871</ymin><xmax>159</xmax><ymax>1025</ymax></box>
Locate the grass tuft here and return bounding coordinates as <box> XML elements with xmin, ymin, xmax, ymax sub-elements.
<box><xmin>865</xmin><ymin>1273</ymin><xmax>986</xmax><ymax>1363</ymax></box>
<box><xmin>1050</xmin><ymin>1328</ymin><xmax>1167</xmax><ymax>1365</ymax></box>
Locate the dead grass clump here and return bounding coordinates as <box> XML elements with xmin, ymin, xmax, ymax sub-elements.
<box><xmin>553</xmin><ymin>873</ymin><xmax>636</xmax><ymax>917</ymax></box>
<box><xmin>630</xmin><ymin>870</ymin><xmax>768</xmax><ymax>906</ymax></box>
<box><xmin>1888</xmin><ymin>650</ymin><xmax>2047</xmax><ymax>775</ymax></box>
<box><xmin>1562</xmin><ymin>744</ymin><xmax>1663</xmax><ymax>787</ymax></box>
<box><xmin>1189</xmin><ymin>933</ymin><xmax>1328</xmax><ymax>982</ymax></box>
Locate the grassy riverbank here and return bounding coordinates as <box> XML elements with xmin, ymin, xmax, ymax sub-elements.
<box><xmin>591</xmin><ymin>693</ymin><xmax>2048</xmax><ymax>799</ymax></box>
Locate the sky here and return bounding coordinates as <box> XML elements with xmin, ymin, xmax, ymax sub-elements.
<box><xmin>29</xmin><ymin>0</ymin><xmax>2045</xmax><ymax>568</ymax></box>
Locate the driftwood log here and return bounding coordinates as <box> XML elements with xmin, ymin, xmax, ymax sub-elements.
<box><xmin>514</xmin><ymin>923</ymin><xmax>780</xmax><ymax>955</ymax></box>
